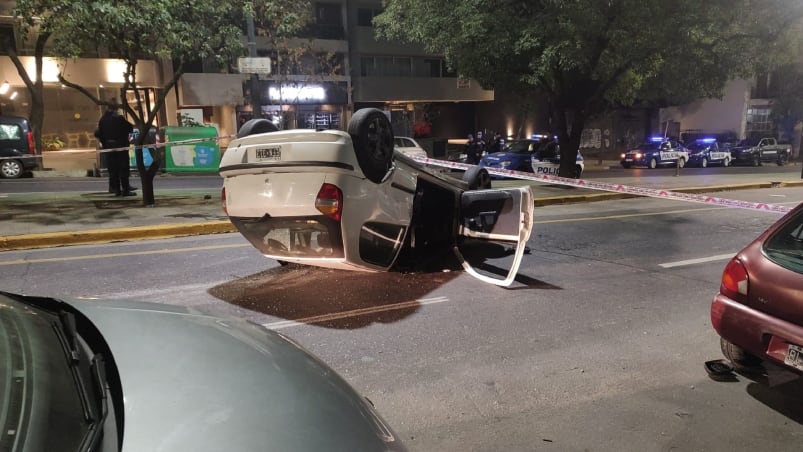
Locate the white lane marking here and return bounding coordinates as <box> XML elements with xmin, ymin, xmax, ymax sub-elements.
<box><xmin>262</xmin><ymin>296</ymin><xmax>448</xmax><ymax>330</ymax></box>
<box><xmin>0</xmin><ymin>243</ymin><xmax>249</xmax><ymax>266</ymax></box>
<box><xmin>659</xmin><ymin>253</ymin><xmax>736</xmax><ymax>268</ymax></box>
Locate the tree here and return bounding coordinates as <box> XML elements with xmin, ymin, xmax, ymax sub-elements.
<box><xmin>4</xmin><ymin>0</ymin><xmax>75</xmax><ymax>153</ymax></box>
<box><xmin>36</xmin><ymin>0</ymin><xmax>309</xmax><ymax>206</ymax></box>
<box><xmin>374</xmin><ymin>0</ymin><xmax>803</xmax><ymax>177</ymax></box>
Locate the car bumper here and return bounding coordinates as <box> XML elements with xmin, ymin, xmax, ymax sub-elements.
<box><xmin>711</xmin><ymin>293</ymin><xmax>803</xmax><ymax>374</ymax></box>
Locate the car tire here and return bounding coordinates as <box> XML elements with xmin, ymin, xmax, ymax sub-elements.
<box><xmin>462</xmin><ymin>166</ymin><xmax>492</xmax><ymax>190</ymax></box>
<box><xmin>723</xmin><ymin>157</ymin><xmax>730</xmax><ymax>167</ymax></box>
<box><xmin>677</xmin><ymin>158</ymin><xmax>685</xmax><ymax>168</ymax></box>
<box><xmin>752</xmin><ymin>154</ymin><xmax>761</xmax><ymax>167</ymax></box>
<box><xmin>701</xmin><ymin>157</ymin><xmax>708</xmax><ymax>168</ymax></box>
<box><xmin>720</xmin><ymin>338</ymin><xmax>762</xmax><ymax>371</ymax></box>
<box><xmin>575</xmin><ymin>165</ymin><xmax>583</xmax><ymax>178</ymax></box>
<box><xmin>347</xmin><ymin>108</ymin><xmax>394</xmax><ymax>184</ymax></box>
<box><xmin>648</xmin><ymin>157</ymin><xmax>657</xmax><ymax>169</ymax></box>
<box><xmin>237</xmin><ymin>118</ymin><xmax>279</xmax><ymax>138</ymax></box>
<box><xmin>0</xmin><ymin>159</ymin><xmax>23</xmax><ymax>179</ymax></box>
<box><xmin>777</xmin><ymin>156</ymin><xmax>788</xmax><ymax>166</ymax></box>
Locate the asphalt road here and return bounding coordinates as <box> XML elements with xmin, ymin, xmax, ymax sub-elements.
<box><xmin>2</xmin><ymin>187</ymin><xmax>803</xmax><ymax>451</ymax></box>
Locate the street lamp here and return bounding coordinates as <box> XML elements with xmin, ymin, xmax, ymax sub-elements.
<box><xmin>0</xmin><ymin>81</ymin><xmax>9</xmax><ymax>95</ymax></box>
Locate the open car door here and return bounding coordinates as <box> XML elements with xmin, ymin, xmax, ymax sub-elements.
<box><xmin>454</xmin><ymin>186</ymin><xmax>534</xmax><ymax>286</ymax></box>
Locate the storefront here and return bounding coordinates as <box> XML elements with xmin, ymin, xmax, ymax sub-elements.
<box><xmin>239</xmin><ymin>81</ymin><xmax>351</xmax><ymax>131</ymax></box>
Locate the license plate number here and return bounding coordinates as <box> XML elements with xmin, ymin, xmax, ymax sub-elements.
<box><xmin>254</xmin><ymin>146</ymin><xmax>281</xmax><ymax>161</ymax></box>
<box><xmin>625</xmin><ymin>158</ymin><xmax>633</xmax><ymax>162</ymax></box>
<box><xmin>784</xmin><ymin>343</ymin><xmax>803</xmax><ymax>371</ymax></box>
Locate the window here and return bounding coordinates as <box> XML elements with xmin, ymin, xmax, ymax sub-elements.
<box><xmin>357</xmin><ymin>7</ymin><xmax>382</xmax><ymax>26</ymax></box>
<box><xmin>0</xmin><ymin>124</ymin><xmax>22</xmax><ymax>140</ymax></box>
<box><xmin>746</xmin><ymin>107</ymin><xmax>772</xmax><ymax>134</ymax></box>
<box><xmin>315</xmin><ymin>3</ymin><xmax>341</xmax><ymax>25</ymax></box>
<box><xmin>361</xmin><ymin>56</ymin><xmax>412</xmax><ymax>77</ymax></box>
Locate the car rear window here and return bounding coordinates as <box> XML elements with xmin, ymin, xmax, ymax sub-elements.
<box><xmin>0</xmin><ymin>124</ymin><xmax>22</xmax><ymax>140</ymax></box>
<box><xmin>763</xmin><ymin>210</ymin><xmax>803</xmax><ymax>274</ymax></box>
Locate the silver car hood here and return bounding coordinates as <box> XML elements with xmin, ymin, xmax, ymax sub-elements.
<box><xmin>67</xmin><ymin>298</ymin><xmax>405</xmax><ymax>452</ymax></box>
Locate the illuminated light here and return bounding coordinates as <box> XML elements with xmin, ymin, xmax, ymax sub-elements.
<box><xmin>269</xmin><ymin>84</ymin><xmax>326</xmax><ymax>102</ymax></box>
<box><xmin>697</xmin><ymin>138</ymin><xmax>716</xmax><ymax>143</ymax></box>
<box><xmin>0</xmin><ymin>81</ymin><xmax>8</xmax><ymax>94</ymax></box>
<box><xmin>105</xmin><ymin>60</ymin><xmax>132</xmax><ymax>84</ymax></box>
<box><xmin>620</xmin><ymin>153</ymin><xmax>626</xmax><ymax>159</ymax></box>
<box><xmin>25</xmin><ymin>58</ymin><xmax>60</xmax><ymax>82</ymax></box>
<box><xmin>9</xmin><ymin>91</ymin><xmax>18</xmax><ymax>100</ymax></box>
<box><xmin>649</xmin><ymin>136</ymin><xmax>664</xmax><ymax>142</ymax></box>
<box><xmin>635</xmin><ymin>152</ymin><xmax>643</xmax><ymax>159</ymax></box>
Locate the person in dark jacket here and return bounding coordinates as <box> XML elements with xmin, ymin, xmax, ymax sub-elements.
<box><xmin>97</xmin><ymin>101</ymin><xmax>135</xmax><ymax>196</ymax></box>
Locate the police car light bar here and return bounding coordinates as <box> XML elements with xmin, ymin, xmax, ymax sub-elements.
<box><xmin>697</xmin><ymin>138</ymin><xmax>716</xmax><ymax>143</ymax></box>
<box><xmin>649</xmin><ymin>136</ymin><xmax>665</xmax><ymax>142</ymax></box>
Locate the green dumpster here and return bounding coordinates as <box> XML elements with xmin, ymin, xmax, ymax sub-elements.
<box><xmin>163</xmin><ymin>126</ymin><xmax>220</xmax><ymax>173</ymax></box>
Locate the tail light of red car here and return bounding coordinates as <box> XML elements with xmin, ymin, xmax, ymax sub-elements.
<box><xmin>720</xmin><ymin>257</ymin><xmax>749</xmax><ymax>302</ymax></box>
<box><xmin>27</xmin><ymin>131</ymin><xmax>36</xmax><ymax>154</ymax></box>
<box><xmin>315</xmin><ymin>183</ymin><xmax>343</xmax><ymax>221</ymax></box>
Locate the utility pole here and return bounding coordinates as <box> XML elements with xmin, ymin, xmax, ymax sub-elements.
<box><xmin>246</xmin><ymin>13</ymin><xmax>261</xmax><ymax>119</ymax></box>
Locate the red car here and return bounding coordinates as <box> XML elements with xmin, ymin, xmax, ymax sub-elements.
<box><xmin>711</xmin><ymin>203</ymin><xmax>803</xmax><ymax>373</ymax></box>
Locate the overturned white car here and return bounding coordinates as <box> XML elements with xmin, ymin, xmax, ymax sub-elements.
<box><xmin>219</xmin><ymin>108</ymin><xmax>533</xmax><ymax>286</ymax></box>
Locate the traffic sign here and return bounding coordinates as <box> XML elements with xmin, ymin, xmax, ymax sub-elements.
<box><xmin>238</xmin><ymin>57</ymin><xmax>272</xmax><ymax>75</ymax></box>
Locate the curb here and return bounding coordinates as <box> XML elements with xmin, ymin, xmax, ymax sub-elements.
<box><xmin>0</xmin><ymin>221</ymin><xmax>236</xmax><ymax>252</ymax></box>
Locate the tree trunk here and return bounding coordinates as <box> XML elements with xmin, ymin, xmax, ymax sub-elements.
<box><xmin>133</xmin><ymin>134</ymin><xmax>160</xmax><ymax>207</ymax></box>
<box><xmin>552</xmin><ymin>106</ymin><xmax>587</xmax><ymax>178</ymax></box>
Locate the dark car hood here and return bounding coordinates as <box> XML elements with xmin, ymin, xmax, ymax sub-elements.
<box><xmin>67</xmin><ymin>298</ymin><xmax>405</xmax><ymax>452</ymax></box>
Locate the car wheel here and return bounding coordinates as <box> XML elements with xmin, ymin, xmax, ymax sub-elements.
<box><xmin>575</xmin><ymin>165</ymin><xmax>583</xmax><ymax>178</ymax></box>
<box><xmin>0</xmin><ymin>159</ymin><xmax>23</xmax><ymax>179</ymax></box>
<box><xmin>752</xmin><ymin>154</ymin><xmax>761</xmax><ymax>167</ymax></box>
<box><xmin>347</xmin><ymin>108</ymin><xmax>394</xmax><ymax>184</ymax></box>
<box><xmin>723</xmin><ymin>157</ymin><xmax>730</xmax><ymax>167</ymax></box>
<box><xmin>462</xmin><ymin>166</ymin><xmax>492</xmax><ymax>189</ymax></box>
<box><xmin>777</xmin><ymin>156</ymin><xmax>788</xmax><ymax>166</ymax></box>
<box><xmin>720</xmin><ymin>338</ymin><xmax>762</xmax><ymax>371</ymax></box>
<box><xmin>648</xmin><ymin>157</ymin><xmax>657</xmax><ymax>169</ymax></box>
<box><xmin>237</xmin><ymin>118</ymin><xmax>279</xmax><ymax>138</ymax></box>
<box><xmin>701</xmin><ymin>157</ymin><xmax>708</xmax><ymax>168</ymax></box>
<box><xmin>677</xmin><ymin>158</ymin><xmax>685</xmax><ymax>168</ymax></box>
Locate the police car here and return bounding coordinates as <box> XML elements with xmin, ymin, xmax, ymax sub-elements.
<box><xmin>686</xmin><ymin>138</ymin><xmax>732</xmax><ymax>167</ymax></box>
<box><xmin>219</xmin><ymin>108</ymin><xmax>534</xmax><ymax>287</ymax></box>
<box><xmin>620</xmin><ymin>137</ymin><xmax>689</xmax><ymax>169</ymax></box>
<box><xmin>530</xmin><ymin>145</ymin><xmax>585</xmax><ymax>178</ymax></box>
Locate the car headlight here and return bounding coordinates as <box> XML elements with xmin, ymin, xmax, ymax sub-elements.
<box><xmin>620</xmin><ymin>153</ymin><xmax>626</xmax><ymax>159</ymax></box>
<box><xmin>635</xmin><ymin>152</ymin><xmax>643</xmax><ymax>159</ymax></box>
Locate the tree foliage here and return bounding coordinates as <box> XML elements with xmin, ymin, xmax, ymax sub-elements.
<box><xmin>375</xmin><ymin>0</ymin><xmax>803</xmax><ymax>176</ymax></box>
<box><xmin>13</xmin><ymin>0</ymin><xmax>309</xmax><ymax>205</ymax></box>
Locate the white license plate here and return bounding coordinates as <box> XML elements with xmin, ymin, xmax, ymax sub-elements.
<box><xmin>784</xmin><ymin>343</ymin><xmax>803</xmax><ymax>371</ymax></box>
<box><xmin>252</xmin><ymin>146</ymin><xmax>281</xmax><ymax>161</ymax></box>
<box><xmin>625</xmin><ymin>158</ymin><xmax>633</xmax><ymax>162</ymax></box>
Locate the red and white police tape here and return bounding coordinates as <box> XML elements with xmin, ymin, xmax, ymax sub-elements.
<box><xmin>414</xmin><ymin>156</ymin><xmax>793</xmax><ymax>215</ymax></box>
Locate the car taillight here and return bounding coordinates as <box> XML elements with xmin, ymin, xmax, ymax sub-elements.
<box><xmin>315</xmin><ymin>183</ymin><xmax>342</xmax><ymax>221</ymax></box>
<box><xmin>720</xmin><ymin>258</ymin><xmax>748</xmax><ymax>302</ymax></box>
<box><xmin>27</xmin><ymin>131</ymin><xmax>36</xmax><ymax>155</ymax></box>
<box><xmin>221</xmin><ymin>187</ymin><xmax>228</xmax><ymax>216</ymax></box>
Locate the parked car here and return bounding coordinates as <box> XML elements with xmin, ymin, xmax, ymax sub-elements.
<box><xmin>531</xmin><ymin>146</ymin><xmax>585</xmax><ymax>178</ymax></box>
<box><xmin>479</xmin><ymin>139</ymin><xmax>540</xmax><ymax>175</ymax></box>
<box><xmin>0</xmin><ymin>290</ymin><xmax>407</xmax><ymax>451</ymax></box>
<box><xmin>219</xmin><ymin>108</ymin><xmax>534</xmax><ymax>287</ymax></box>
<box><xmin>711</xmin><ymin>202</ymin><xmax>803</xmax><ymax>375</ymax></box>
<box><xmin>0</xmin><ymin>115</ymin><xmax>39</xmax><ymax>178</ymax></box>
<box><xmin>620</xmin><ymin>137</ymin><xmax>689</xmax><ymax>169</ymax></box>
<box><xmin>686</xmin><ymin>138</ymin><xmax>732</xmax><ymax>167</ymax></box>
<box><xmin>393</xmin><ymin>136</ymin><xmax>427</xmax><ymax>159</ymax></box>
<box><xmin>729</xmin><ymin>136</ymin><xmax>791</xmax><ymax>166</ymax></box>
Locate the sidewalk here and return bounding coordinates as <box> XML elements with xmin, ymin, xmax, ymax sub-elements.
<box><xmin>1</xmin><ymin>165</ymin><xmax>802</xmax><ymax>251</ymax></box>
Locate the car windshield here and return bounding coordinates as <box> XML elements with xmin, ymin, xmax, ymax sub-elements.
<box><xmin>737</xmin><ymin>137</ymin><xmax>761</xmax><ymax>146</ymax></box>
<box><xmin>764</xmin><ymin>210</ymin><xmax>803</xmax><ymax>274</ymax></box>
<box><xmin>502</xmin><ymin>141</ymin><xmax>535</xmax><ymax>154</ymax></box>
<box><xmin>688</xmin><ymin>142</ymin><xmax>712</xmax><ymax>151</ymax></box>
<box><xmin>636</xmin><ymin>142</ymin><xmax>662</xmax><ymax>151</ymax></box>
<box><xmin>0</xmin><ymin>295</ymin><xmax>91</xmax><ymax>451</ymax></box>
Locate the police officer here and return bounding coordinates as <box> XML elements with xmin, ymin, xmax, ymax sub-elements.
<box><xmin>97</xmin><ymin>101</ymin><xmax>135</xmax><ymax>196</ymax></box>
